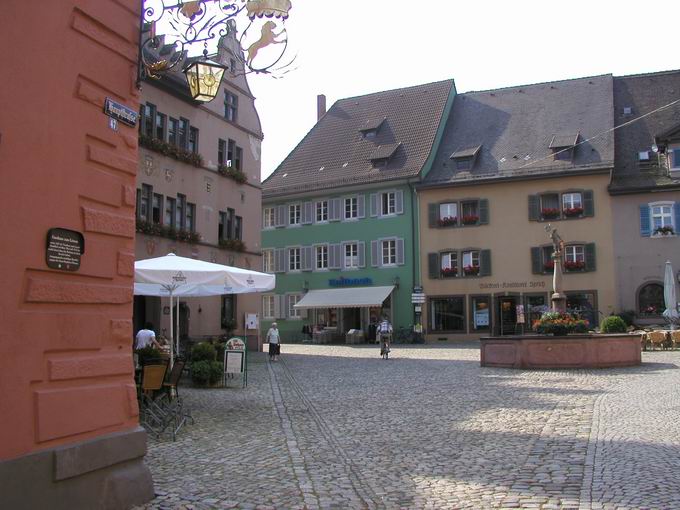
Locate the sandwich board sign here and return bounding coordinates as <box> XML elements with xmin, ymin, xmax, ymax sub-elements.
<box><xmin>223</xmin><ymin>337</ymin><xmax>247</xmax><ymax>387</ymax></box>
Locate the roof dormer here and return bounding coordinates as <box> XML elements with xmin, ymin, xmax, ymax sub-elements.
<box><xmin>449</xmin><ymin>145</ymin><xmax>481</xmax><ymax>170</ymax></box>
<box><xmin>369</xmin><ymin>142</ymin><xmax>401</xmax><ymax>168</ymax></box>
<box><xmin>549</xmin><ymin>133</ymin><xmax>579</xmax><ymax>161</ymax></box>
<box><xmin>359</xmin><ymin>117</ymin><xmax>385</xmax><ymax>139</ymax></box>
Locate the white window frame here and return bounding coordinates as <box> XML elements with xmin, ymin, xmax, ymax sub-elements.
<box><xmin>381</xmin><ymin>239</ymin><xmax>397</xmax><ymax>266</ymax></box>
<box><xmin>565</xmin><ymin>245</ymin><xmax>585</xmax><ymax>263</ymax></box>
<box><xmin>441</xmin><ymin>252</ymin><xmax>457</xmax><ymax>271</ymax></box>
<box><xmin>649</xmin><ymin>201</ymin><xmax>675</xmax><ymax>233</ymax></box>
<box><xmin>289</xmin><ymin>203</ymin><xmax>301</xmax><ymax>226</ymax></box>
<box><xmin>263</xmin><ymin>207</ymin><xmax>275</xmax><ymax>229</ymax></box>
<box><xmin>344</xmin><ymin>242</ymin><xmax>359</xmax><ymax>269</ymax></box>
<box><xmin>439</xmin><ymin>202</ymin><xmax>457</xmax><ymax>220</ymax></box>
<box><xmin>315</xmin><ymin>200</ymin><xmax>328</xmax><ymax>223</ymax></box>
<box><xmin>381</xmin><ymin>191</ymin><xmax>396</xmax><ymax>216</ymax></box>
<box><xmin>262</xmin><ymin>249</ymin><xmax>274</xmax><ymax>273</ymax></box>
<box><xmin>288</xmin><ymin>294</ymin><xmax>302</xmax><ymax>319</ymax></box>
<box><xmin>288</xmin><ymin>247</ymin><xmax>301</xmax><ymax>272</ymax></box>
<box><xmin>262</xmin><ymin>295</ymin><xmax>275</xmax><ymax>319</ymax></box>
<box><xmin>562</xmin><ymin>192</ymin><xmax>583</xmax><ymax>210</ymax></box>
<box><xmin>462</xmin><ymin>250</ymin><xmax>480</xmax><ymax>269</ymax></box>
<box><xmin>315</xmin><ymin>244</ymin><xmax>329</xmax><ymax>271</ymax></box>
<box><xmin>344</xmin><ymin>196</ymin><xmax>358</xmax><ymax>220</ymax></box>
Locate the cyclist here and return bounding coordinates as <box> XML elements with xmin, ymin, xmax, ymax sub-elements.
<box><xmin>377</xmin><ymin>316</ymin><xmax>392</xmax><ymax>359</ymax></box>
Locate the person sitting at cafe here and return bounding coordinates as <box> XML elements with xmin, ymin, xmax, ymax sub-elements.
<box><xmin>135</xmin><ymin>322</ymin><xmax>161</xmax><ymax>350</ymax></box>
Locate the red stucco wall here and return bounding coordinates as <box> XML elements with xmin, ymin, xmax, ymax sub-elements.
<box><xmin>0</xmin><ymin>0</ymin><xmax>140</xmax><ymax>460</ymax></box>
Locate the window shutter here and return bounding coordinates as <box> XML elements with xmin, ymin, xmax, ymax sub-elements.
<box><xmin>583</xmin><ymin>190</ymin><xmax>595</xmax><ymax>217</ymax></box>
<box><xmin>531</xmin><ymin>247</ymin><xmax>542</xmax><ymax>274</ymax></box>
<box><xmin>371</xmin><ymin>240</ymin><xmax>379</xmax><ymax>267</ymax></box>
<box><xmin>302</xmin><ymin>246</ymin><xmax>313</xmax><ymax>271</ymax></box>
<box><xmin>330</xmin><ymin>198</ymin><xmax>341</xmax><ymax>222</ymax></box>
<box><xmin>395</xmin><ymin>190</ymin><xmax>404</xmax><ymax>214</ymax></box>
<box><xmin>639</xmin><ymin>204</ymin><xmax>651</xmax><ymax>237</ymax></box>
<box><xmin>358</xmin><ymin>241</ymin><xmax>366</xmax><ymax>268</ymax></box>
<box><xmin>370</xmin><ymin>193</ymin><xmax>378</xmax><ymax>217</ymax></box>
<box><xmin>528</xmin><ymin>195</ymin><xmax>540</xmax><ymax>221</ymax></box>
<box><xmin>275</xmin><ymin>248</ymin><xmax>285</xmax><ymax>273</ymax></box>
<box><xmin>357</xmin><ymin>195</ymin><xmax>366</xmax><ymax>218</ymax></box>
<box><xmin>284</xmin><ymin>295</ymin><xmax>292</xmax><ymax>319</ymax></box>
<box><xmin>479</xmin><ymin>199</ymin><xmax>489</xmax><ymax>225</ymax></box>
<box><xmin>585</xmin><ymin>243</ymin><xmax>596</xmax><ymax>272</ymax></box>
<box><xmin>428</xmin><ymin>203</ymin><xmax>438</xmax><ymax>227</ymax></box>
<box><xmin>277</xmin><ymin>295</ymin><xmax>287</xmax><ymax>319</ymax></box>
<box><xmin>135</xmin><ymin>189</ymin><xmax>141</xmax><ymax>219</ymax></box>
<box><xmin>285</xmin><ymin>248</ymin><xmax>291</xmax><ymax>271</ymax></box>
<box><xmin>428</xmin><ymin>253</ymin><xmax>440</xmax><ymax>279</ymax></box>
<box><xmin>675</xmin><ymin>202</ymin><xmax>680</xmax><ymax>230</ymax></box>
<box><xmin>479</xmin><ymin>249</ymin><xmax>491</xmax><ymax>276</ymax></box>
<box><xmin>302</xmin><ymin>201</ymin><xmax>313</xmax><ymax>224</ymax></box>
<box><xmin>273</xmin><ymin>294</ymin><xmax>281</xmax><ymax>319</ymax></box>
<box><xmin>329</xmin><ymin>244</ymin><xmax>341</xmax><ymax>270</ymax></box>
<box><xmin>396</xmin><ymin>238</ymin><xmax>405</xmax><ymax>265</ymax></box>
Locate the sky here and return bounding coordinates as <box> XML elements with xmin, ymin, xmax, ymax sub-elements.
<box><xmin>248</xmin><ymin>0</ymin><xmax>680</xmax><ymax>181</ymax></box>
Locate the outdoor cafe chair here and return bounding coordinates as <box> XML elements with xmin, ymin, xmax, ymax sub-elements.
<box><xmin>138</xmin><ymin>363</ymin><xmax>172</xmax><ymax>438</ymax></box>
<box><xmin>161</xmin><ymin>359</ymin><xmax>194</xmax><ymax>440</ymax></box>
<box><xmin>670</xmin><ymin>330</ymin><xmax>680</xmax><ymax>350</ymax></box>
<box><xmin>648</xmin><ymin>331</ymin><xmax>667</xmax><ymax>351</ymax></box>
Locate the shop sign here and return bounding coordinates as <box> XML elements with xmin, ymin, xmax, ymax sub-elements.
<box><xmin>328</xmin><ymin>276</ymin><xmax>372</xmax><ymax>287</ymax></box>
<box><xmin>46</xmin><ymin>228</ymin><xmax>84</xmax><ymax>271</ymax></box>
<box><xmin>411</xmin><ymin>293</ymin><xmax>426</xmax><ymax>303</ymax></box>
<box><xmin>103</xmin><ymin>98</ymin><xmax>138</xmax><ymax>127</ymax></box>
<box><xmin>479</xmin><ymin>281</ymin><xmax>547</xmax><ymax>290</ymax></box>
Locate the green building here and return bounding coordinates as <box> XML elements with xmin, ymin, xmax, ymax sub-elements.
<box><xmin>260</xmin><ymin>80</ymin><xmax>456</xmax><ymax>342</ymax></box>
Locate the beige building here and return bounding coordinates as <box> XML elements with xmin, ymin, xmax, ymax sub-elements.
<box><xmin>417</xmin><ymin>75</ymin><xmax>618</xmax><ymax>340</ymax></box>
<box><xmin>134</xmin><ymin>38</ymin><xmax>264</xmax><ymax>349</ymax></box>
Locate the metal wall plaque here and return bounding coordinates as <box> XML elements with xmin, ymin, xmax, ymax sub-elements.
<box><xmin>103</xmin><ymin>98</ymin><xmax>138</xmax><ymax>127</ymax></box>
<box><xmin>46</xmin><ymin>228</ymin><xmax>84</xmax><ymax>271</ymax></box>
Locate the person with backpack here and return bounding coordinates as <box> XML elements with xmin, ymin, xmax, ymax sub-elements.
<box><xmin>377</xmin><ymin>316</ymin><xmax>392</xmax><ymax>359</ymax></box>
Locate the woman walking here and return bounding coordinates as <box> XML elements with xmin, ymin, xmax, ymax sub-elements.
<box><xmin>266</xmin><ymin>322</ymin><xmax>281</xmax><ymax>361</ymax></box>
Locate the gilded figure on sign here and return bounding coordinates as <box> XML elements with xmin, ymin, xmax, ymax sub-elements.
<box><xmin>246</xmin><ymin>21</ymin><xmax>285</xmax><ymax>65</ymax></box>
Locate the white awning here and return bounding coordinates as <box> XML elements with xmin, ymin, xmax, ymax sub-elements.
<box><xmin>294</xmin><ymin>286</ymin><xmax>394</xmax><ymax>309</ymax></box>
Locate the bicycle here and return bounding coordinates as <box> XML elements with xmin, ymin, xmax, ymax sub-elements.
<box><xmin>379</xmin><ymin>333</ymin><xmax>391</xmax><ymax>360</ymax></box>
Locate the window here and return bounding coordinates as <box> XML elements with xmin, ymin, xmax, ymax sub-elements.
<box><xmin>152</xmin><ymin>193</ymin><xmax>162</xmax><ymax>224</ymax></box>
<box><xmin>651</xmin><ymin>204</ymin><xmax>673</xmax><ymax>230</ymax></box>
<box><xmin>672</xmin><ymin>148</ymin><xmax>680</xmax><ymax>169</ymax></box>
<box><xmin>288</xmin><ymin>294</ymin><xmax>302</xmax><ymax>319</ymax></box>
<box><xmin>562</xmin><ymin>192</ymin><xmax>583</xmax><ymax>211</ymax></box>
<box><xmin>263</xmin><ymin>207</ymin><xmax>275</xmax><ymax>229</ymax></box>
<box><xmin>188</xmin><ymin>127</ymin><xmax>199</xmax><ymax>154</ymax></box>
<box><xmin>566</xmin><ymin>291</ymin><xmax>598</xmax><ymax>327</ymax></box>
<box><xmin>440</xmin><ymin>251</ymin><xmax>458</xmax><ymax>277</ymax></box>
<box><xmin>155</xmin><ymin>112</ymin><xmax>166</xmax><ymax>141</ymax></box>
<box><xmin>226</xmin><ymin>208</ymin><xmax>234</xmax><ymax>239</ymax></box>
<box><xmin>229</xmin><ymin>58</ymin><xmax>237</xmax><ymax>73</ymax></box>
<box><xmin>165</xmin><ymin>197</ymin><xmax>176</xmax><ymax>228</ymax></box>
<box><xmin>461</xmin><ymin>200</ymin><xmax>479</xmax><ymax>224</ymax></box>
<box><xmin>455</xmin><ymin>157</ymin><xmax>473</xmax><ymax>171</ymax></box>
<box><xmin>218</xmin><ymin>139</ymin><xmax>226</xmax><ymax>166</ymax></box>
<box><xmin>262</xmin><ymin>295</ymin><xmax>275</xmax><ymax>319</ymax></box>
<box><xmin>471</xmin><ymin>297</ymin><xmax>490</xmax><ymax>331</ymax></box>
<box><xmin>234</xmin><ymin>216</ymin><xmax>242</xmax><ymax>240</ymax></box>
<box><xmin>381</xmin><ymin>239</ymin><xmax>396</xmax><ymax>266</ymax></box>
<box><xmin>289</xmin><ymin>247</ymin><xmax>301</xmax><ymax>271</ymax></box>
<box><xmin>225</xmin><ymin>91</ymin><xmax>238</xmax><ymax>122</ymax></box>
<box><xmin>262</xmin><ymin>250</ymin><xmax>274</xmax><ymax>273</ymax></box>
<box><xmin>540</xmin><ymin>193</ymin><xmax>560</xmax><ymax>218</ymax></box>
<box><xmin>289</xmin><ymin>204</ymin><xmax>301</xmax><ymax>226</ymax></box>
<box><xmin>176</xmin><ymin>194</ymin><xmax>186</xmax><ymax>229</ymax></box>
<box><xmin>439</xmin><ymin>202</ymin><xmax>457</xmax><ymax>226</ymax></box>
<box><xmin>142</xmin><ymin>103</ymin><xmax>155</xmax><ymax>138</ymax></box>
<box><xmin>381</xmin><ymin>192</ymin><xmax>396</xmax><ymax>216</ymax></box>
<box><xmin>221</xmin><ymin>295</ymin><xmax>236</xmax><ymax>329</ymax></box>
<box><xmin>564</xmin><ymin>245</ymin><xmax>585</xmax><ymax>271</ymax></box>
<box><xmin>462</xmin><ymin>250</ymin><xmax>480</xmax><ymax>276</ymax></box>
<box><xmin>345</xmin><ymin>197</ymin><xmax>358</xmax><ymax>220</ymax></box>
<box><xmin>638</xmin><ymin>283</ymin><xmax>664</xmax><ymax>316</ymax></box>
<box><xmin>139</xmin><ymin>184</ymin><xmax>152</xmax><ymax>220</ymax></box>
<box><xmin>344</xmin><ymin>243</ymin><xmax>358</xmax><ymax>269</ymax></box>
<box><xmin>234</xmin><ymin>146</ymin><xmax>243</xmax><ymax>171</ymax></box>
<box><xmin>316</xmin><ymin>245</ymin><xmax>328</xmax><ymax>270</ymax></box>
<box><xmin>168</xmin><ymin>118</ymin><xmax>178</xmax><ymax>146</ymax></box>
<box><xmin>218</xmin><ymin>211</ymin><xmax>226</xmax><ymax>240</ymax></box>
<box><xmin>178</xmin><ymin>118</ymin><xmax>189</xmax><ymax>149</ymax></box>
<box><xmin>430</xmin><ymin>297</ymin><xmax>465</xmax><ymax>332</ymax></box>
<box><xmin>542</xmin><ymin>246</ymin><xmax>554</xmax><ymax>272</ymax></box>
<box><xmin>316</xmin><ymin>200</ymin><xmax>328</xmax><ymax>222</ymax></box>
<box><xmin>186</xmin><ymin>203</ymin><xmax>195</xmax><ymax>232</ymax></box>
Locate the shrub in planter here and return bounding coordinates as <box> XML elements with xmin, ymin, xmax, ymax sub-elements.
<box><xmin>532</xmin><ymin>311</ymin><xmax>589</xmax><ymax>336</ymax></box>
<box><xmin>563</xmin><ymin>207</ymin><xmax>584</xmax><ymax>217</ymax></box>
<box><xmin>191</xmin><ymin>342</ymin><xmax>216</xmax><ymax>362</ymax></box>
<box><xmin>437</xmin><ymin>216</ymin><xmax>457</xmax><ymax>227</ymax></box>
<box><xmin>208</xmin><ymin>361</ymin><xmax>223</xmax><ymax>385</ymax></box>
<box><xmin>191</xmin><ymin>360</ymin><xmax>212</xmax><ymax>386</ymax></box>
<box><xmin>564</xmin><ymin>260</ymin><xmax>585</xmax><ymax>271</ymax></box>
<box><xmin>136</xmin><ymin>345</ymin><xmax>162</xmax><ymax>365</ymax></box>
<box><xmin>541</xmin><ymin>208</ymin><xmax>560</xmax><ymax>219</ymax></box>
<box><xmin>600</xmin><ymin>315</ymin><xmax>627</xmax><ymax>333</ymax></box>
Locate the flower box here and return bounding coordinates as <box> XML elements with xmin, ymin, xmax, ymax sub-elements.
<box><xmin>441</xmin><ymin>267</ymin><xmax>458</xmax><ymax>277</ymax></box>
<box><xmin>218</xmin><ymin>164</ymin><xmax>248</xmax><ymax>184</ymax></box>
<box><xmin>541</xmin><ymin>208</ymin><xmax>560</xmax><ymax>219</ymax></box>
<box><xmin>219</xmin><ymin>238</ymin><xmax>246</xmax><ymax>252</ymax></box>
<box><xmin>532</xmin><ymin>311</ymin><xmax>589</xmax><ymax>336</ymax></box>
<box><xmin>461</xmin><ymin>215</ymin><xmax>479</xmax><ymax>225</ymax></box>
<box><xmin>136</xmin><ymin>219</ymin><xmax>201</xmax><ymax>244</ymax></box>
<box><xmin>463</xmin><ymin>265</ymin><xmax>480</xmax><ymax>276</ymax></box>
<box><xmin>139</xmin><ymin>135</ymin><xmax>204</xmax><ymax>167</ymax></box>
<box><xmin>563</xmin><ymin>207</ymin><xmax>584</xmax><ymax>217</ymax></box>
<box><xmin>437</xmin><ymin>216</ymin><xmax>458</xmax><ymax>227</ymax></box>
<box><xmin>543</xmin><ymin>260</ymin><xmax>555</xmax><ymax>271</ymax></box>
<box><xmin>653</xmin><ymin>225</ymin><xmax>675</xmax><ymax>236</ymax></box>
<box><xmin>563</xmin><ymin>260</ymin><xmax>585</xmax><ymax>271</ymax></box>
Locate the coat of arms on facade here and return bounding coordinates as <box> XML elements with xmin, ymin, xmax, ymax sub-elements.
<box><xmin>165</xmin><ymin>168</ymin><xmax>174</xmax><ymax>182</ymax></box>
<box><xmin>144</xmin><ymin>156</ymin><xmax>154</xmax><ymax>176</ymax></box>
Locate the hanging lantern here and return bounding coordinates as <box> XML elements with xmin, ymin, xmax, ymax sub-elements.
<box><xmin>183</xmin><ymin>59</ymin><xmax>228</xmax><ymax>102</ymax></box>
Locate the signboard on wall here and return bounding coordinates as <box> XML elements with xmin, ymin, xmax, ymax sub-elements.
<box><xmin>245</xmin><ymin>313</ymin><xmax>258</xmax><ymax>330</ymax></box>
<box><xmin>45</xmin><ymin>228</ymin><xmax>84</xmax><ymax>271</ymax></box>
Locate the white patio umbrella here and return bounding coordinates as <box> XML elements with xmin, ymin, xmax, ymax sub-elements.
<box><xmin>663</xmin><ymin>260</ymin><xmax>679</xmax><ymax>329</ymax></box>
<box><xmin>134</xmin><ymin>253</ymin><xmax>275</xmax><ymax>366</ymax></box>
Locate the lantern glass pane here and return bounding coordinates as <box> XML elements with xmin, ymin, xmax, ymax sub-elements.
<box><xmin>184</xmin><ymin>61</ymin><xmax>226</xmax><ymax>102</ymax></box>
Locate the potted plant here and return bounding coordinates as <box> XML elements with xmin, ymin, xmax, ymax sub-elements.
<box><xmin>441</xmin><ymin>266</ymin><xmax>458</xmax><ymax>277</ymax></box>
<box><xmin>653</xmin><ymin>225</ymin><xmax>675</xmax><ymax>236</ymax></box>
<box><xmin>219</xmin><ymin>238</ymin><xmax>246</xmax><ymax>251</ymax></box>
<box><xmin>532</xmin><ymin>312</ymin><xmax>589</xmax><ymax>336</ymax></box>
<box><xmin>463</xmin><ymin>265</ymin><xmax>480</xmax><ymax>276</ymax></box>
<box><xmin>541</xmin><ymin>208</ymin><xmax>560</xmax><ymax>219</ymax></box>
<box><xmin>461</xmin><ymin>215</ymin><xmax>479</xmax><ymax>225</ymax></box>
<box><xmin>563</xmin><ymin>260</ymin><xmax>585</xmax><ymax>271</ymax></box>
<box><xmin>437</xmin><ymin>216</ymin><xmax>457</xmax><ymax>227</ymax></box>
<box><xmin>563</xmin><ymin>206</ymin><xmax>584</xmax><ymax>217</ymax></box>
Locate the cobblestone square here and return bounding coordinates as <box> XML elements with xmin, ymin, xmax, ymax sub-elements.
<box><xmin>139</xmin><ymin>344</ymin><xmax>680</xmax><ymax>510</ymax></box>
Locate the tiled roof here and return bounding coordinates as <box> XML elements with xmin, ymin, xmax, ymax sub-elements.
<box><xmin>359</xmin><ymin>117</ymin><xmax>386</xmax><ymax>132</ymax></box>
<box><xmin>262</xmin><ymin>79</ymin><xmax>455</xmax><ymax>198</ymax></box>
<box><xmin>423</xmin><ymin>75</ymin><xmax>615</xmax><ymax>186</ymax></box>
<box><xmin>609</xmin><ymin>70</ymin><xmax>680</xmax><ymax>193</ymax></box>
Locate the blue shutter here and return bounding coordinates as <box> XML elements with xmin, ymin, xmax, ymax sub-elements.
<box><xmin>675</xmin><ymin>202</ymin><xmax>680</xmax><ymax>232</ymax></box>
<box><xmin>640</xmin><ymin>204</ymin><xmax>651</xmax><ymax>237</ymax></box>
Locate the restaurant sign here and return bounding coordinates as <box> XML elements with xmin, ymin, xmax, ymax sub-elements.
<box><xmin>103</xmin><ymin>98</ymin><xmax>138</xmax><ymax>128</ymax></box>
<box><xmin>46</xmin><ymin>228</ymin><xmax>84</xmax><ymax>271</ymax></box>
<box><xmin>328</xmin><ymin>276</ymin><xmax>373</xmax><ymax>287</ymax></box>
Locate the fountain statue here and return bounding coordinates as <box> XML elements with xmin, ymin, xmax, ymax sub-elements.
<box><xmin>545</xmin><ymin>224</ymin><xmax>567</xmax><ymax>313</ymax></box>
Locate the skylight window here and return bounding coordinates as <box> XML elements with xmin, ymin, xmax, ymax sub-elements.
<box><xmin>449</xmin><ymin>145</ymin><xmax>481</xmax><ymax>171</ymax></box>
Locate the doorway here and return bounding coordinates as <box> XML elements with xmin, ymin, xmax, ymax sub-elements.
<box><xmin>497</xmin><ymin>296</ymin><xmax>518</xmax><ymax>335</ymax></box>
<box><xmin>341</xmin><ymin>307</ymin><xmax>361</xmax><ymax>331</ymax></box>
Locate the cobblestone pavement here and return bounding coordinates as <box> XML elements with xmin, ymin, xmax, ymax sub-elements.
<box><xmin>137</xmin><ymin>344</ymin><xmax>680</xmax><ymax>510</ymax></box>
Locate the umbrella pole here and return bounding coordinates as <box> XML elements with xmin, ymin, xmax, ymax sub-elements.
<box><xmin>176</xmin><ymin>294</ymin><xmax>180</xmax><ymax>359</ymax></box>
<box><xmin>169</xmin><ymin>290</ymin><xmax>174</xmax><ymax>370</ymax></box>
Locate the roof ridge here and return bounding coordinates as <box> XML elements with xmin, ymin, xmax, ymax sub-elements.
<box><xmin>334</xmin><ymin>78</ymin><xmax>455</xmax><ymax>103</ymax></box>
<box><xmin>462</xmin><ymin>73</ymin><xmax>612</xmax><ymax>95</ymax></box>
<box><xmin>613</xmin><ymin>68</ymin><xmax>680</xmax><ymax>80</ymax></box>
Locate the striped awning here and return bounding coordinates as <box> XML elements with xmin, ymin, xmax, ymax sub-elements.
<box><xmin>294</xmin><ymin>286</ymin><xmax>394</xmax><ymax>309</ymax></box>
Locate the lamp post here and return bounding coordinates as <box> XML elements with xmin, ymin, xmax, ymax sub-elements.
<box><xmin>138</xmin><ymin>0</ymin><xmax>293</xmax><ymax>102</ymax></box>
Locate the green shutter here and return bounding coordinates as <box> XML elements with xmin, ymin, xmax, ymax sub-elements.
<box><xmin>479</xmin><ymin>249</ymin><xmax>491</xmax><ymax>276</ymax></box>
<box><xmin>528</xmin><ymin>195</ymin><xmax>540</xmax><ymax>221</ymax></box>
<box><xmin>428</xmin><ymin>253</ymin><xmax>440</xmax><ymax>279</ymax></box>
<box><xmin>585</xmin><ymin>243</ymin><xmax>596</xmax><ymax>271</ymax></box>
<box><xmin>531</xmin><ymin>247</ymin><xmax>542</xmax><ymax>274</ymax></box>
<box><xmin>428</xmin><ymin>203</ymin><xmax>438</xmax><ymax>227</ymax></box>
<box><xmin>479</xmin><ymin>199</ymin><xmax>489</xmax><ymax>225</ymax></box>
<box><xmin>583</xmin><ymin>190</ymin><xmax>594</xmax><ymax>217</ymax></box>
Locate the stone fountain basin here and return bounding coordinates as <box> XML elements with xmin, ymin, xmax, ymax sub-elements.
<box><xmin>480</xmin><ymin>334</ymin><xmax>641</xmax><ymax>369</ymax></box>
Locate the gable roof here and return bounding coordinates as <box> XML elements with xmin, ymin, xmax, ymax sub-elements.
<box><xmin>609</xmin><ymin>69</ymin><xmax>680</xmax><ymax>193</ymax></box>
<box><xmin>262</xmin><ymin>79</ymin><xmax>455</xmax><ymax>198</ymax></box>
<box><xmin>422</xmin><ymin>74</ymin><xmax>615</xmax><ymax>186</ymax></box>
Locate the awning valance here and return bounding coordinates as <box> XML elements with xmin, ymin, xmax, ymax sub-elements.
<box><xmin>294</xmin><ymin>286</ymin><xmax>394</xmax><ymax>309</ymax></box>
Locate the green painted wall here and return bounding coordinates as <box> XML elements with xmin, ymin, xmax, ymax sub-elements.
<box><xmin>262</xmin><ymin>184</ymin><xmax>416</xmax><ymax>342</ymax></box>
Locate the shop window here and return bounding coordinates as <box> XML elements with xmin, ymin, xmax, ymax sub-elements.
<box><xmin>638</xmin><ymin>283</ymin><xmax>664</xmax><ymax>317</ymax></box>
<box><xmin>471</xmin><ymin>296</ymin><xmax>490</xmax><ymax>331</ymax></box>
<box><xmin>430</xmin><ymin>297</ymin><xmax>465</xmax><ymax>332</ymax></box>
<box><xmin>566</xmin><ymin>291</ymin><xmax>598</xmax><ymax>327</ymax></box>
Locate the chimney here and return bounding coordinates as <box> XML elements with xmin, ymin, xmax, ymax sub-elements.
<box><xmin>317</xmin><ymin>94</ymin><xmax>326</xmax><ymax>121</ymax></box>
